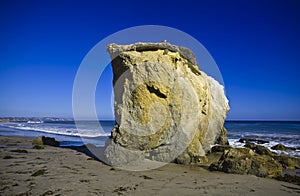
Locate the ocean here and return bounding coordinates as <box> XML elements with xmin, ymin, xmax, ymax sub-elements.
<box><xmin>226</xmin><ymin>121</ymin><xmax>300</xmax><ymax>158</ymax></box>
<box><xmin>0</xmin><ymin>120</ymin><xmax>299</xmax><ymax>157</ymax></box>
<box><xmin>0</xmin><ymin>121</ymin><xmax>112</xmax><ymax>147</ymax></box>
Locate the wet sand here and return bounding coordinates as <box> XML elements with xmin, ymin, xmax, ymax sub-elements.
<box><xmin>0</xmin><ymin>135</ymin><xmax>299</xmax><ymax>195</ymax></box>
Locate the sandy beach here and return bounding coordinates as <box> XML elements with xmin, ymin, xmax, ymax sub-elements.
<box><xmin>0</xmin><ymin>135</ymin><xmax>299</xmax><ymax>195</ymax></box>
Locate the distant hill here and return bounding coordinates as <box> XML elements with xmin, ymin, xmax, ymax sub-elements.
<box><xmin>0</xmin><ymin>117</ymin><xmax>73</xmax><ymax>122</ymax></box>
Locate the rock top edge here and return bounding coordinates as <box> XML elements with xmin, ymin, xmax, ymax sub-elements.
<box><xmin>107</xmin><ymin>42</ymin><xmax>199</xmax><ymax>67</ymax></box>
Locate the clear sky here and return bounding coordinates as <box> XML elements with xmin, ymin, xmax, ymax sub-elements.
<box><xmin>0</xmin><ymin>0</ymin><xmax>300</xmax><ymax>120</ymax></box>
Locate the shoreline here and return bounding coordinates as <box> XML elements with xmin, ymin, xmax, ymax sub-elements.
<box><xmin>1</xmin><ymin>135</ymin><xmax>300</xmax><ymax>195</ymax></box>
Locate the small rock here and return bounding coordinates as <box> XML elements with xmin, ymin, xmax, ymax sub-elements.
<box><xmin>238</xmin><ymin>138</ymin><xmax>269</xmax><ymax>144</ymax></box>
<box><xmin>244</xmin><ymin>142</ymin><xmax>274</xmax><ymax>156</ymax></box>
<box><xmin>32</xmin><ymin>136</ymin><xmax>43</xmax><ymax>147</ymax></box>
<box><xmin>271</xmin><ymin>144</ymin><xmax>296</xmax><ymax>151</ymax></box>
<box><xmin>209</xmin><ymin>145</ymin><xmax>232</xmax><ymax>153</ymax></box>
<box><xmin>32</xmin><ymin>136</ymin><xmax>59</xmax><ymax>149</ymax></box>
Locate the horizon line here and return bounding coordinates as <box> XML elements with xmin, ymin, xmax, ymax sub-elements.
<box><xmin>0</xmin><ymin>116</ymin><xmax>299</xmax><ymax>122</ymax></box>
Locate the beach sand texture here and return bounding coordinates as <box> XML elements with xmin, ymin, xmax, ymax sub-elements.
<box><xmin>0</xmin><ymin>136</ymin><xmax>300</xmax><ymax>195</ymax></box>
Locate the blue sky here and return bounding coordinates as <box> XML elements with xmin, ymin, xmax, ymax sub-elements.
<box><xmin>0</xmin><ymin>0</ymin><xmax>300</xmax><ymax>120</ymax></box>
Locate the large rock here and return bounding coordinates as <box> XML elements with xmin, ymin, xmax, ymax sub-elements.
<box><xmin>104</xmin><ymin>42</ymin><xmax>229</xmax><ymax>167</ymax></box>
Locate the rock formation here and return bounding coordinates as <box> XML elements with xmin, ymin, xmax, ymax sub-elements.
<box><xmin>32</xmin><ymin>136</ymin><xmax>60</xmax><ymax>149</ymax></box>
<box><xmin>244</xmin><ymin>142</ymin><xmax>274</xmax><ymax>156</ymax></box>
<box><xmin>271</xmin><ymin>143</ymin><xmax>297</xmax><ymax>151</ymax></box>
<box><xmin>209</xmin><ymin>147</ymin><xmax>283</xmax><ymax>178</ymax></box>
<box><xmin>104</xmin><ymin>42</ymin><xmax>229</xmax><ymax>168</ymax></box>
<box><xmin>238</xmin><ymin>138</ymin><xmax>269</xmax><ymax>144</ymax></box>
<box><xmin>208</xmin><ymin>144</ymin><xmax>300</xmax><ymax>180</ymax></box>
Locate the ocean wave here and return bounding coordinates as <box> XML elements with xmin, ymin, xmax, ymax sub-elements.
<box><xmin>228</xmin><ymin>138</ymin><xmax>300</xmax><ymax>158</ymax></box>
<box><xmin>0</xmin><ymin>122</ymin><xmax>111</xmax><ymax>138</ymax></box>
<box><xmin>227</xmin><ymin>131</ymin><xmax>300</xmax><ymax>146</ymax></box>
